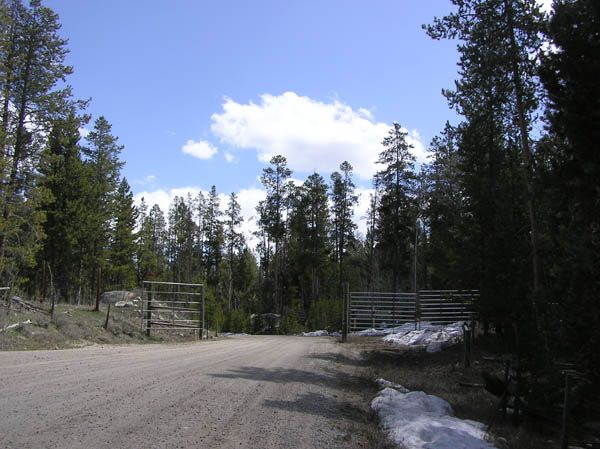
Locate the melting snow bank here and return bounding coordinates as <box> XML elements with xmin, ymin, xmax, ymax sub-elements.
<box><xmin>302</xmin><ymin>330</ymin><xmax>341</xmax><ymax>337</ymax></box>
<box><xmin>371</xmin><ymin>382</ymin><xmax>497</xmax><ymax>449</ymax></box>
<box><xmin>383</xmin><ymin>322</ymin><xmax>465</xmax><ymax>352</ymax></box>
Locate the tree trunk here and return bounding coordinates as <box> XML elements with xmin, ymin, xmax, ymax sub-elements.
<box><xmin>505</xmin><ymin>0</ymin><xmax>543</xmax><ymax>313</ymax></box>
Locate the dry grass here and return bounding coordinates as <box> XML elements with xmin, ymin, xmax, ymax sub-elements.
<box><xmin>0</xmin><ymin>299</ymin><xmax>200</xmax><ymax>351</ymax></box>
<box><xmin>342</xmin><ymin>336</ymin><xmax>561</xmax><ymax>449</ymax></box>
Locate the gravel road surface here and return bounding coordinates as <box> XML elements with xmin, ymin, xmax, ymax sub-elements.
<box><xmin>0</xmin><ymin>336</ymin><xmax>377</xmax><ymax>448</ymax></box>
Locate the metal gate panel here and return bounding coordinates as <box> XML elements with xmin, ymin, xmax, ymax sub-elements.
<box><xmin>349</xmin><ymin>289</ymin><xmax>479</xmax><ymax>331</ymax></box>
<box><xmin>349</xmin><ymin>292</ymin><xmax>416</xmax><ymax>331</ymax></box>
<box><xmin>142</xmin><ymin>281</ymin><xmax>205</xmax><ymax>338</ymax></box>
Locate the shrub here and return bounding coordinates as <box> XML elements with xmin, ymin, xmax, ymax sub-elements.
<box><xmin>307</xmin><ymin>298</ymin><xmax>342</xmax><ymax>332</ymax></box>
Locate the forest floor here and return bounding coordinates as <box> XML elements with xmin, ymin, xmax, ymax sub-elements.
<box><xmin>345</xmin><ymin>335</ymin><xmax>573</xmax><ymax>449</ymax></box>
<box><xmin>0</xmin><ymin>299</ymin><xmax>199</xmax><ymax>351</ymax></box>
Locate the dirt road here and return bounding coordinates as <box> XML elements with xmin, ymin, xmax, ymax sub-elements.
<box><xmin>0</xmin><ymin>336</ymin><xmax>379</xmax><ymax>448</ymax></box>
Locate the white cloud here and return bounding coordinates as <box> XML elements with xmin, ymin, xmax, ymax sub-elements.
<box><xmin>134</xmin><ymin>186</ymin><xmax>203</xmax><ymax>217</ymax></box>
<box><xmin>224</xmin><ymin>151</ymin><xmax>235</xmax><ymax>163</ymax></box>
<box><xmin>211</xmin><ymin>91</ymin><xmax>426</xmax><ymax>180</ymax></box>
<box><xmin>181</xmin><ymin>139</ymin><xmax>218</xmax><ymax>160</ymax></box>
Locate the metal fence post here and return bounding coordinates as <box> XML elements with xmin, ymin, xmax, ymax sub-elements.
<box><xmin>342</xmin><ymin>283</ymin><xmax>349</xmax><ymax>342</ymax></box>
<box><xmin>145</xmin><ymin>287</ymin><xmax>152</xmax><ymax>337</ymax></box>
<box><xmin>201</xmin><ymin>285</ymin><xmax>205</xmax><ymax>340</ymax></box>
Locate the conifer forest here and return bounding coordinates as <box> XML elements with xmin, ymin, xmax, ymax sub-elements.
<box><xmin>1</xmin><ymin>0</ymin><xmax>599</xmax><ymax>397</ymax></box>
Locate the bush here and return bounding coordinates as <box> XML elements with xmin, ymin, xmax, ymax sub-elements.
<box><xmin>250</xmin><ymin>313</ymin><xmax>280</xmax><ymax>334</ymax></box>
<box><xmin>224</xmin><ymin>309</ymin><xmax>249</xmax><ymax>333</ymax></box>
<box><xmin>280</xmin><ymin>313</ymin><xmax>303</xmax><ymax>335</ymax></box>
<box><xmin>307</xmin><ymin>298</ymin><xmax>342</xmax><ymax>332</ymax></box>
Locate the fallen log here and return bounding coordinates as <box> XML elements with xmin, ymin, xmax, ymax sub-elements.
<box><xmin>11</xmin><ymin>296</ymin><xmax>49</xmax><ymax>314</ymax></box>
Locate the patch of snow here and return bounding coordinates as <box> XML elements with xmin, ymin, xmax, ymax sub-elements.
<box><xmin>352</xmin><ymin>321</ymin><xmax>438</xmax><ymax>336</ymax></box>
<box><xmin>383</xmin><ymin>322</ymin><xmax>464</xmax><ymax>350</ymax></box>
<box><xmin>0</xmin><ymin>319</ymin><xmax>32</xmax><ymax>333</ymax></box>
<box><xmin>302</xmin><ymin>330</ymin><xmax>329</xmax><ymax>337</ymax></box>
<box><xmin>372</xmin><ymin>384</ymin><xmax>496</xmax><ymax>449</ymax></box>
<box><xmin>221</xmin><ymin>332</ymin><xmax>249</xmax><ymax>337</ymax></box>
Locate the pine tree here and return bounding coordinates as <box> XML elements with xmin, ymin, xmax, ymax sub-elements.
<box><xmin>539</xmin><ymin>0</ymin><xmax>600</xmax><ymax>379</ymax></box>
<box><xmin>330</xmin><ymin>161</ymin><xmax>358</xmax><ymax>295</ymax></box>
<box><xmin>425</xmin><ymin>0</ymin><xmax>546</xmax><ymax>338</ymax></box>
<box><xmin>224</xmin><ymin>192</ymin><xmax>244</xmax><ymax>310</ymax></box>
<box><xmin>0</xmin><ymin>0</ymin><xmax>82</xmax><ymax>286</ymax></box>
<box><xmin>106</xmin><ymin>178</ymin><xmax>137</xmax><ymax>289</ymax></box>
<box><xmin>38</xmin><ymin>114</ymin><xmax>88</xmax><ymax>300</ymax></box>
<box><xmin>82</xmin><ymin>116</ymin><xmax>125</xmax><ymax>304</ymax></box>
<box><xmin>257</xmin><ymin>155</ymin><xmax>292</xmax><ymax>313</ymax></box>
<box><xmin>203</xmin><ymin>186</ymin><xmax>223</xmax><ymax>296</ymax></box>
<box><xmin>375</xmin><ymin>123</ymin><xmax>417</xmax><ymax>292</ymax></box>
<box><xmin>167</xmin><ymin>196</ymin><xmax>196</xmax><ymax>283</ymax></box>
<box><xmin>288</xmin><ymin>172</ymin><xmax>331</xmax><ymax>314</ymax></box>
<box><xmin>421</xmin><ymin>123</ymin><xmax>474</xmax><ymax>289</ymax></box>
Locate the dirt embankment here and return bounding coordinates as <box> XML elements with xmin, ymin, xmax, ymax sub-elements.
<box><xmin>0</xmin><ymin>299</ymin><xmax>196</xmax><ymax>351</ymax></box>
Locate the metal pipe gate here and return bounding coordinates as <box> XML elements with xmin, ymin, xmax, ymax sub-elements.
<box><xmin>142</xmin><ymin>281</ymin><xmax>205</xmax><ymax>339</ymax></box>
<box><xmin>349</xmin><ymin>289</ymin><xmax>479</xmax><ymax>331</ymax></box>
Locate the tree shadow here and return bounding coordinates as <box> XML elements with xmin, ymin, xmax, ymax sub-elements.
<box><xmin>305</xmin><ymin>352</ymin><xmax>364</xmax><ymax>367</ymax></box>
<box><xmin>210</xmin><ymin>365</ymin><xmax>367</xmax><ymax>391</ymax></box>
<box><xmin>210</xmin><ymin>366</ymin><xmax>339</xmax><ymax>388</ymax></box>
<box><xmin>263</xmin><ymin>392</ymin><xmax>368</xmax><ymax>423</ymax></box>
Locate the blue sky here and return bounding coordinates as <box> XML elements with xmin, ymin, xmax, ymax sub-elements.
<box><xmin>46</xmin><ymin>0</ymin><xmax>466</xmax><ymax>240</ymax></box>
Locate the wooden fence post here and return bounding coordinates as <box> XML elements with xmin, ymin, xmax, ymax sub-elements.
<box><xmin>94</xmin><ymin>266</ymin><xmax>101</xmax><ymax>311</ymax></box>
<box><xmin>103</xmin><ymin>303</ymin><xmax>111</xmax><ymax>330</ymax></box>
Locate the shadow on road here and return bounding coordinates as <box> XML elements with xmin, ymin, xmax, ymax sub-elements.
<box><xmin>210</xmin><ymin>366</ymin><xmax>340</xmax><ymax>387</ymax></box>
<box><xmin>263</xmin><ymin>392</ymin><xmax>367</xmax><ymax>423</ymax></box>
<box><xmin>209</xmin><ymin>363</ymin><xmax>369</xmax><ymax>392</ymax></box>
<box><xmin>305</xmin><ymin>352</ymin><xmax>364</xmax><ymax>367</ymax></box>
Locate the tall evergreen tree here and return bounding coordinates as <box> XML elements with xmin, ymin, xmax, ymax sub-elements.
<box><xmin>167</xmin><ymin>196</ymin><xmax>196</xmax><ymax>283</ymax></box>
<box><xmin>203</xmin><ymin>186</ymin><xmax>223</xmax><ymax>296</ymax></box>
<box><xmin>330</xmin><ymin>161</ymin><xmax>358</xmax><ymax>295</ymax></box>
<box><xmin>38</xmin><ymin>115</ymin><xmax>88</xmax><ymax>300</ymax></box>
<box><xmin>288</xmin><ymin>172</ymin><xmax>330</xmax><ymax>314</ymax></box>
<box><xmin>425</xmin><ymin>0</ymin><xmax>546</xmax><ymax>342</ymax></box>
<box><xmin>82</xmin><ymin>116</ymin><xmax>124</xmax><ymax>302</ymax></box>
<box><xmin>224</xmin><ymin>192</ymin><xmax>244</xmax><ymax>310</ymax></box>
<box><xmin>257</xmin><ymin>155</ymin><xmax>292</xmax><ymax>313</ymax></box>
<box><xmin>539</xmin><ymin>0</ymin><xmax>600</xmax><ymax>379</ymax></box>
<box><xmin>0</xmin><ymin>0</ymin><xmax>81</xmax><ymax>286</ymax></box>
<box><xmin>106</xmin><ymin>178</ymin><xmax>137</xmax><ymax>288</ymax></box>
<box><xmin>375</xmin><ymin>123</ymin><xmax>417</xmax><ymax>292</ymax></box>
